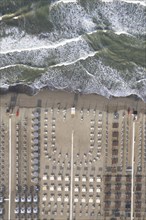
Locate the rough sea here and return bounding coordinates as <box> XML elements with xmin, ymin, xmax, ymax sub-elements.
<box><xmin>0</xmin><ymin>0</ymin><xmax>146</xmax><ymax>101</ymax></box>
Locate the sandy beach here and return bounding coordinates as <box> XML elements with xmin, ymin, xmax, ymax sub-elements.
<box><xmin>1</xmin><ymin>88</ymin><xmax>146</xmax><ymax>219</ymax></box>
<box><xmin>0</xmin><ymin>89</ymin><xmax>146</xmax><ymax>113</ymax></box>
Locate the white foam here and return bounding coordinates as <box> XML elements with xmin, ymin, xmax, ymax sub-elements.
<box><xmin>102</xmin><ymin>0</ymin><xmax>113</xmax><ymax>2</ymax></box>
<box><xmin>121</xmin><ymin>0</ymin><xmax>146</xmax><ymax>6</ymax></box>
<box><xmin>82</xmin><ymin>67</ymin><xmax>95</xmax><ymax>78</ymax></box>
<box><xmin>115</xmin><ymin>31</ymin><xmax>133</xmax><ymax>36</ymax></box>
<box><xmin>0</xmin><ymin>64</ymin><xmax>45</xmax><ymax>70</ymax></box>
<box><xmin>102</xmin><ymin>0</ymin><xmax>146</xmax><ymax>6</ymax></box>
<box><xmin>0</xmin><ymin>29</ymin><xmax>109</xmax><ymax>55</ymax></box>
<box><xmin>0</xmin><ymin>83</ymin><xmax>9</xmax><ymax>88</ymax></box>
<box><xmin>54</xmin><ymin>0</ymin><xmax>77</xmax><ymax>3</ymax></box>
<box><xmin>0</xmin><ymin>65</ymin><xmax>17</xmax><ymax>70</ymax></box>
<box><xmin>51</xmin><ymin>52</ymin><xmax>97</xmax><ymax>67</ymax></box>
<box><xmin>13</xmin><ymin>16</ymin><xmax>19</xmax><ymax>20</ymax></box>
<box><xmin>0</xmin><ymin>36</ymin><xmax>82</xmax><ymax>54</ymax></box>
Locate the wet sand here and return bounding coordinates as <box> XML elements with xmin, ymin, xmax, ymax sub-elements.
<box><xmin>0</xmin><ymin>89</ymin><xmax>146</xmax><ymax>113</ymax></box>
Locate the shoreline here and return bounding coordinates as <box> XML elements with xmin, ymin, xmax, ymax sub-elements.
<box><xmin>0</xmin><ymin>88</ymin><xmax>146</xmax><ymax>113</ymax></box>
<box><xmin>0</xmin><ymin>83</ymin><xmax>145</xmax><ymax>103</ymax></box>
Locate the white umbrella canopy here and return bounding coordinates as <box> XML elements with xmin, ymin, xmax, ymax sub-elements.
<box><xmin>33</xmin><ymin>119</ymin><xmax>39</xmax><ymax>124</ymax></box>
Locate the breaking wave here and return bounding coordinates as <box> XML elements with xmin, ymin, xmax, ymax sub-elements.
<box><xmin>0</xmin><ymin>0</ymin><xmax>146</xmax><ymax>101</ymax></box>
